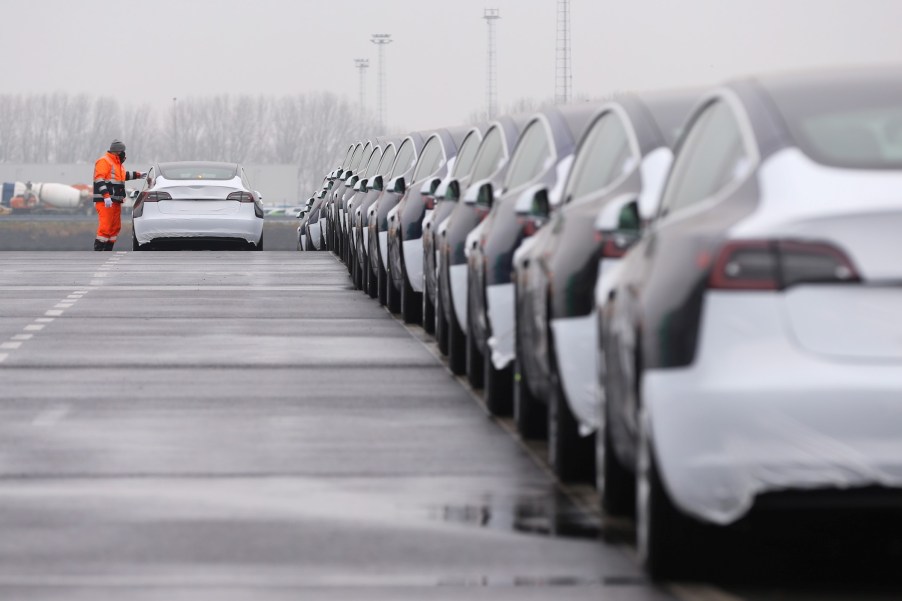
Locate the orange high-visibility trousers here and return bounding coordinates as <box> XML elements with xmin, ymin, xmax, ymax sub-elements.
<box><xmin>95</xmin><ymin>201</ymin><xmax>122</xmax><ymax>243</ymax></box>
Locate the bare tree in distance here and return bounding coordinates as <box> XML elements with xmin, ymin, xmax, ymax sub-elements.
<box><xmin>0</xmin><ymin>91</ymin><xmax>381</xmax><ymax>200</ymax></box>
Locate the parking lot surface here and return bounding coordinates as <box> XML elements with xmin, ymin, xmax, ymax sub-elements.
<box><xmin>0</xmin><ymin>251</ymin><xmax>670</xmax><ymax>601</ymax></box>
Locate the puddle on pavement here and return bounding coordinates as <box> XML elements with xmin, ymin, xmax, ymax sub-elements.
<box><xmin>427</xmin><ymin>490</ymin><xmax>601</xmax><ymax>539</ymax></box>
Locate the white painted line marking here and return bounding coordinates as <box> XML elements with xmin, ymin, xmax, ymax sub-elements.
<box><xmin>24</xmin><ymin>325</ymin><xmax>45</xmax><ymax>331</ymax></box>
<box><xmin>44</xmin><ymin>310</ymin><xmax>63</xmax><ymax>317</ymax></box>
<box><xmin>35</xmin><ymin>318</ymin><xmax>55</xmax><ymax>323</ymax></box>
<box><xmin>93</xmin><ymin>273</ymin><xmax>108</xmax><ymax>278</ymax></box>
<box><xmin>55</xmin><ymin>303</ymin><xmax>74</xmax><ymax>309</ymax></box>
<box><xmin>66</xmin><ymin>295</ymin><xmax>82</xmax><ymax>300</ymax></box>
<box><xmin>74</xmin><ymin>290</ymin><xmax>89</xmax><ymax>294</ymax></box>
<box><xmin>89</xmin><ymin>280</ymin><xmax>104</xmax><ymax>286</ymax></box>
<box><xmin>116</xmin><ymin>251</ymin><xmax>127</xmax><ymax>255</ymax></box>
<box><xmin>32</xmin><ymin>404</ymin><xmax>70</xmax><ymax>427</ymax></box>
<box><xmin>0</xmin><ymin>354</ymin><xmax>8</xmax><ymax>363</ymax></box>
<box><xmin>12</xmin><ymin>334</ymin><xmax>32</xmax><ymax>341</ymax></box>
<box><xmin>0</xmin><ymin>342</ymin><xmax>22</xmax><ymax>350</ymax></box>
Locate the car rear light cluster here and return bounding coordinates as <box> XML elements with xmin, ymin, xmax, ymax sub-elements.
<box><xmin>142</xmin><ymin>191</ymin><xmax>172</xmax><ymax>202</ymax></box>
<box><xmin>517</xmin><ymin>216</ymin><xmax>545</xmax><ymax>237</ymax></box>
<box><xmin>132</xmin><ymin>191</ymin><xmax>172</xmax><ymax>218</ymax></box>
<box><xmin>227</xmin><ymin>191</ymin><xmax>256</xmax><ymax>203</ymax></box>
<box><xmin>594</xmin><ymin>233</ymin><xmax>634</xmax><ymax>259</ymax></box>
<box><xmin>474</xmin><ymin>205</ymin><xmax>491</xmax><ymax>221</ymax></box>
<box><xmin>424</xmin><ymin>195</ymin><xmax>436</xmax><ymax>211</ymax></box>
<box><xmin>708</xmin><ymin>239</ymin><xmax>860</xmax><ymax>290</ymax></box>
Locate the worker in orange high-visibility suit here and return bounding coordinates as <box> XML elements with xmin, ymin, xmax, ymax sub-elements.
<box><xmin>93</xmin><ymin>139</ymin><xmax>144</xmax><ymax>251</ymax></box>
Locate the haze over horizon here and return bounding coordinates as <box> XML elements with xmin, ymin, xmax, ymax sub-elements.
<box><xmin>2</xmin><ymin>0</ymin><xmax>901</xmax><ymax>134</ymax></box>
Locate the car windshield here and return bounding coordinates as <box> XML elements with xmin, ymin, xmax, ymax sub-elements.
<box><xmin>159</xmin><ymin>163</ymin><xmax>238</xmax><ymax>180</ymax></box>
<box><xmin>766</xmin><ymin>73</ymin><xmax>902</xmax><ymax>169</ymax></box>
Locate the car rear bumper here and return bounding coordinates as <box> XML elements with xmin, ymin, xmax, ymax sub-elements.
<box><xmin>643</xmin><ymin>292</ymin><xmax>902</xmax><ymax>526</ymax></box>
<box><xmin>134</xmin><ymin>213</ymin><xmax>263</xmax><ymax>245</ymax></box>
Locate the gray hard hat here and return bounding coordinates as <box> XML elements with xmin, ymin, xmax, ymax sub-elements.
<box><xmin>109</xmin><ymin>139</ymin><xmax>126</xmax><ymax>153</ymax></box>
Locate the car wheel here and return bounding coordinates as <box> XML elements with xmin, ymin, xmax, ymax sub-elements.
<box><xmin>599</xmin><ymin>400</ymin><xmax>635</xmax><ymax>516</ymax></box>
<box><xmin>637</xmin><ymin>414</ymin><xmax>711</xmax><ymax>581</ymax></box>
<box><xmin>366</xmin><ymin>261</ymin><xmax>378</xmax><ymax>299</ymax></box>
<box><xmin>514</xmin><ymin>354</ymin><xmax>546</xmax><ymax>439</ymax></box>
<box><xmin>400</xmin><ymin>274</ymin><xmax>421</xmax><ymax>324</ymax></box>
<box><xmin>483</xmin><ymin>348</ymin><xmax>513</xmax><ymax>416</ymax></box>
<box><xmin>447</xmin><ymin>299</ymin><xmax>467</xmax><ymax>375</ymax></box>
<box><xmin>466</xmin><ymin>313</ymin><xmax>484</xmax><ymax>389</ymax></box>
<box><xmin>377</xmin><ymin>262</ymin><xmax>388</xmax><ymax>306</ymax></box>
<box><xmin>386</xmin><ymin>274</ymin><xmax>401</xmax><ymax>314</ymax></box>
<box><xmin>548</xmin><ymin>367</ymin><xmax>595</xmax><ymax>483</ymax></box>
<box><xmin>422</xmin><ymin>289</ymin><xmax>435</xmax><ymax>335</ymax></box>
<box><xmin>132</xmin><ymin>231</ymin><xmax>142</xmax><ymax>251</ymax></box>
<box><xmin>255</xmin><ymin>236</ymin><xmax>263</xmax><ymax>251</ymax></box>
<box><xmin>435</xmin><ymin>286</ymin><xmax>449</xmax><ymax>355</ymax></box>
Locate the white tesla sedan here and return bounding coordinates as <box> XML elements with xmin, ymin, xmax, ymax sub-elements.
<box><xmin>132</xmin><ymin>161</ymin><xmax>264</xmax><ymax>250</ymax></box>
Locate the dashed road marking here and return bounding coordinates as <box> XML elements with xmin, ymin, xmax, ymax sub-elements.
<box><xmin>55</xmin><ymin>303</ymin><xmax>74</xmax><ymax>309</ymax></box>
<box><xmin>24</xmin><ymin>325</ymin><xmax>45</xmax><ymax>332</ymax></box>
<box><xmin>0</xmin><ymin>342</ymin><xmax>22</xmax><ymax>350</ymax></box>
<box><xmin>36</xmin><ymin>318</ymin><xmax>55</xmax><ymax>323</ymax></box>
<box><xmin>0</xmin><ymin>354</ymin><xmax>7</xmax><ymax>363</ymax></box>
<box><xmin>44</xmin><ymin>310</ymin><xmax>63</xmax><ymax>317</ymax></box>
<box><xmin>12</xmin><ymin>334</ymin><xmax>32</xmax><ymax>341</ymax></box>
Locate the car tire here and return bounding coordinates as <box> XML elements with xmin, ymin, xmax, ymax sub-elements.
<box><xmin>386</xmin><ymin>275</ymin><xmax>401</xmax><ymax>314</ymax></box>
<box><xmin>514</xmin><ymin>354</ymin><xmax>546</xmax><ymax>439</ymax></box>
<box><xmin>255</xmin><ymin>236</ymin><xmax>263</xmax><ymax>251</ymax></box>
<box><xmin>366</xmin><ymin>261</ymin><xmax>378</xmax><ymax>299</ymax></box>
<box><xmin>132</xmin><ymin>231</ymin><xmax>142</xmax><ymax>251</ymax></box>
<box><xmin>548</xmin><ymin>368</ymin><xmax>595</xmax><ymax>483</ymax></box>
<box><xmin>422</xmin><ymin>289</ymin><xmax>436</xmax><ymax>335</ymax></box>
<box><xmin>400</xmin><ymin>274</ymin><xmax>421</xmax><ymax>324</ymax></box>
<box><xmin>377</xmin><ymin>261</ymin><xmax>388</xmax><ymax>306</ymax></box>
<box><xmin>466</xmin><ymin>315</ymin><xmax>484</xmax><ymax>389</ymax></box>
<box><xmin>637</xmin><ymin>418</ymin><xmax>712</xmax><ymax>581</ymax></box>
<box><xmin>448</xmin><ymin>302</ymin><xmax>467</xmax><ymax>375</ymax></box>
<box><xmin>435</xmin><ymin>287</ymin><xmax>449</xmax><ymax>356</ymax></box>
<box><xmin>599</xmin><ymin>402</ymin><xmax>635</xmax><ymax>516</ymax></box>
<box><xmin>483</xmin><ymin>350</ymin><xmax>513</xmax><ymax>416</ymax></box>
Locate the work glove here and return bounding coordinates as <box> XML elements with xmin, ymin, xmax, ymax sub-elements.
<box><xmin>104</xmin><ymin>196</ymin><xmax>112</xmax><ymax>208</ymax></box>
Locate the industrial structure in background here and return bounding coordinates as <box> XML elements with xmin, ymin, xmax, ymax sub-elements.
<box><xmin>370</xmin><ymin>34</ymin><xmax>393</xmax><ymax>130</ymax></box>
<box><xmin>555</xmin><ymin>0</ymin><xmax>572</xmax><ymax>104</ymax></box>
<box><xmin>484</xmin><ymin>9</ymin><xmax>501</xmax><ymax>120</ymax></box>
<box><xmin>355</xmin><ymin>58</ymin><xmax>370</xmax><ymax>118</ymax></box>
<box><xmin>0</xmin><ymin>181</ymin><xmax>91</xmax><ymax>215</ymax></box>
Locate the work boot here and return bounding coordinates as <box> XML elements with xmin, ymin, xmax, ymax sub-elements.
<box><xmin>94</xmin><ymin>239</ymin><xmax>105</xmax><ymax>251</ymax></box>
<box><xmin>104</xmin><ymin>242</ymin><xmax>115</xmax><ymax>251</ymax></box>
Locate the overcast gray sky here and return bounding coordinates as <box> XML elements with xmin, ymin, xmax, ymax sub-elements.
<box><xmin>3</xmin><ymin>0</ymin><xmax>902</xmax><ymax>133</ymax></box>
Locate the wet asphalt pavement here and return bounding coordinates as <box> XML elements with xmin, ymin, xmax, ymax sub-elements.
<box><xmin>0</xmin><ymin>251</ymin><xmax>669</xmax><ymax>601</ymax></box>
<box><xmin>0</xmin><ymin>251</ymin><xmax>900</xmax><ymax>601</ymax></box>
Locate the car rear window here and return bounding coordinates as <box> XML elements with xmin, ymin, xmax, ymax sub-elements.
<box><xmin>765</xmin><ymin>73</ymin><xmax>902</xmax><ymax>169</ymax></box>
<box><xmin>160</xmin><ymin>163</ymin><xmax>238</xmax><ymax>180</ymax></box>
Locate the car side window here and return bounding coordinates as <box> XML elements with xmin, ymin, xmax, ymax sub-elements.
<box><xmin>390</xmin><ymin>140</ymin><xmax>416</xmax><ymax>178</ymax></box>
<box><xmin>659</xmin><ymin>100</ymin><xmax>750</xmax><ymax>216</ymax></box>
<box><xmin>240</xmin><ymin>168</ymin><xmax>252</xmax><ymax>189</ymax></box>
<box><xmin>504</xmin><ymin>121</ymin><xmax>552</xmax><ymax>191</ymax></box>
<box><xmin>564</xmin><ymin>111</ymin><xmax>634</xmax><ymax>203</ymax></box>
<box><xmin>452</xmin><ymin>132</ymin><xmax>481</xmax><ymax>178</ymax></box>
<box><xmin>469</xmin><ymin>127</ymin><xmax>504</xmax><ymax>182</ymax></box>
<box><xmin>142</xmin><ymin>167</ymin><xmax>154</xmax><ymax>191</ymax></box>
<box><xmin>412</xmin><ymin>137</ymin><xmax>445</xmax><ymax>181</ymax></box>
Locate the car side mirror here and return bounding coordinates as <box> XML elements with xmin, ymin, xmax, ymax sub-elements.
<box><xmin>372</xmin><ymin>175</ymin><xmax>384</xmax><ymax>191</ymax></box>
<box><xmin>348</xmin><ymin>175</ymin><xmax>359</xmax><ymax>189</ymax></box>
<box><xmin>353</xmin><ymin>180</ymin><xmax>363</xmax><ymax>192</ymax></box>
<box><xmin>420</xmin><ymin>177</ymin><xmax>441</xmax><ymax>196</ymax></box>
<box><xmin>594</xmin><ymin>195</ymin><xmax>642</xmax><ymax>234</ymax></box>
<box><xmin>392</xmin><ymin>176</ymin><xmax>406</xmax><ymax>194</ymax></box>
<box><xmin>476</xmin><ymin>182</ymin><xmax>494</xmax><ymax>209</ymax></box>
<box><xmin>446</xmin><ymin>179</ymin><xmax>461</xmax><ymax>202</ymax></box>
<box><xmin>255</xmin><ymin>190</ymin><xmax>263</xmax><ymax>202</ymax></box>
<box><xmin>298</xmin><ymin>210</ymin><xmax>307</xmax><ymax>219</ymax></box>
<box><xmin>128</xmin><ymin>189</ymin><xmax>139</xmax><ymax>199</ymax></box>
<box><xmin>513</xmin><ymin>184</ymin><xmax>549</xmax><ymax>216</ymax></box>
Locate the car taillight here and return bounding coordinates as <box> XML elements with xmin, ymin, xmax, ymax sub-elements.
<box><xmin>227</xmin><ymin>191</ymin><xmax>256</xmax><ymax>203</ymax></box>
<box><xmin>424</xmin><ymin>195</ymin><xmax>435</xmax><ymax>211</ymax></box>
<box><xmin>708</xmin><ymin>239</ymin><xmax>860</xmax><ymax>290</ymax></box>
<box><xmin>475</xmin><ymin>205</ymin><xmax>491</xmax><ymax>221</ymax></box>
<box><xmin>143</xmin><ymin>191</ymin><xmax>172</xmax><ymax>202</ymax></box>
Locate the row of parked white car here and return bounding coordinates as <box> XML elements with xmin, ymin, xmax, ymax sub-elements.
<box><xmin>297</xmin><ymin>65</ymin><xmax>902</xmax><ymax>579</ymax></box>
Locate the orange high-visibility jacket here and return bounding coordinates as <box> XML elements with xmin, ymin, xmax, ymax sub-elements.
<box><xmin>93</xmin><ymin>152</ymin><xmax>142</xmax><ymax>203</ymax></box>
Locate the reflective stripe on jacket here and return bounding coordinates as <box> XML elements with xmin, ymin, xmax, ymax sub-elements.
<box><xmin>93</xmin><ymin>152</ymin><xmax>141</xmax><ymax>203</ymax></box>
